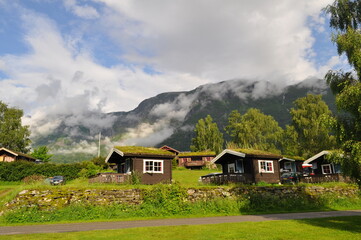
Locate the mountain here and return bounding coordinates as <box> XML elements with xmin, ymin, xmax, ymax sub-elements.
<box><xmin>31</xmin><ymin>78</ymin><xmax>336</xmax><ymax>163</ymax></box>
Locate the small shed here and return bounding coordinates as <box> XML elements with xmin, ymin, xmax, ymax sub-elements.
<box><xmin>105</xmin><ymin>146</ymin><xmax>175</xmax><ymax>184</ymax></box>
<box><xmin>0</xmin><ymin>148</ymin><xmax>36</xmax><ymax>162</ymax></box>
<box><xmin>202</xmin><ymin>149</ymin><xmax>282</xmax><ymax>184</ymax></box>
<box><xmin>177</xmin><ymin>151</ymin><xmax>216</xmax><ymax>169</ymax></box>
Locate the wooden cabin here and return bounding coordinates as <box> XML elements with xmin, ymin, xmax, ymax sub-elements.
<box><xmin>202</xmin><ymin>149</ymin><xmax>282</xmax><ymax>184</ymax></box>
<box><xmin>301</xmin><ymin>150</ymin><xmax>345</xmax><ymax>183</ymax></box>
<box><xmin>105</xmin><ymin>146</ymin><xmax>175</xmax><ymax>184</ymax></box>
<box><xmin>177</xmin><ymin>151</ymin><xmax>216</xmax><ymax>169</ymax></box>
<box><xmin>0</xmin><ymin>148</ymin><xmax>36</xmax><ymax>162</ymax></box>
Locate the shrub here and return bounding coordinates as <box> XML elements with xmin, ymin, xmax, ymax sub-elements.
<box><xmin>0</xmin><ymin>161</ymin><xmax>84</xmax><ymax>181</ymax></box>
<box><xmin>22</xmin><ymin>175</ymin><xmax>45</xmax><ymax>184</ymax></box>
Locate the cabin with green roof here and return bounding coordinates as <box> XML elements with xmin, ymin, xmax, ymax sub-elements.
<box><xmin>105</xmin><ymin>146</ymin><xmax>175</xmax><ymax>184</ymax></box>
<box><xmin>202</xmin><ymin>149</ymin><xmax>282</xmax><ymax>184</ymax></box>
<box><xmin>177</xmin><ymin>151</ymin><xmax>216</xmax><ymax>169</ymax></box>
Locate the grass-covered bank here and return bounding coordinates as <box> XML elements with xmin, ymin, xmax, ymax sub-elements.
<box><xmin>1</xmin><ymin>182</ymin><xmax>361</xmax><ymax>225</ymax></box>
<box><xmin>1</xmin><ymin>216</ymin><xmax>361</xmax><ymax>240</ymax></box>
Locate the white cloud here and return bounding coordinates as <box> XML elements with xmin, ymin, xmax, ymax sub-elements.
<box><xmin>96</xmin><ymin>0</ymin><xmax>334</xmax><ymax>83</ymax></box>
<box><xmin>64</xmin><ymin>0</ymin><xmax>100</xmax><ymax>19</ymax></box>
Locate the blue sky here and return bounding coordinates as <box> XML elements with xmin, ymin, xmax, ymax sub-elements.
<box><xmin>0</xmin><ymin>0</ymin><xmax>347</xmax><ymax>133</ymax></box>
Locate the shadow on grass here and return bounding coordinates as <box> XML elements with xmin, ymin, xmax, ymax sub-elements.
<box><xmin>297</xmin><ymin>215</ymin><xmax>361</xmax><ymax>233</ymax></box>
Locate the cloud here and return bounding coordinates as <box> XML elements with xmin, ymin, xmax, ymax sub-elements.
<box><xmin>64</xmin><ymin>0</ymin><xmax>100</xmax><ymax>19</ymax></box>
<box><xmin>97</xmin><ymin>0</ymin><xmax>334</xmax><ymax>83</ymax></box>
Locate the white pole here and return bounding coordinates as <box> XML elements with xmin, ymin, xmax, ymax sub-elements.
<box><xmin>98</xmin><ymin>132</ymin><xmax>101</xmax><ymax>157</ymax></box>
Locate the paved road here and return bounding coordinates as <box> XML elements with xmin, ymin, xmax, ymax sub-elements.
<box><xmin>1</xmin><ymin>210</ymin><xmax>361</xmax><ymax>235</ymax></box>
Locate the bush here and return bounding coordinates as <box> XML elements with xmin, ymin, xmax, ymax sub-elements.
<box><xmin>0</xmin><ymin>161</ymin><xmax>85</xmax><ymax>181</ymax></box>
<box><xmin>22</xmin><ymin>175</ymin><xmax>45</xmax><ymax>184</ymax></box>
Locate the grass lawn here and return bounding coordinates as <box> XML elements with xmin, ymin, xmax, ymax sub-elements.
<box><xmin>172</xmin><ymin>168</ymin><xmax>220</xmax><ymax>187</ymax></box>
<box><xmin>1</xmin><ymin>216</ymin><xmax>360</xmax><ymax>240</ymax></box>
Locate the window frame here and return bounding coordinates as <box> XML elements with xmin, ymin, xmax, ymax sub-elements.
<box><xmin>143</xmin><ymin>159</ymin><xmax>164</xmax><ymax>174</ymax></box>
<box><xmin>321</xmin><ymin>164</ymin><xmax>332</xmax><ymax>174</ymax></box>
<box><xmin>258</xmin><ymin>160</ymin><xmax>274</xmax><ymax>173</ymax></box>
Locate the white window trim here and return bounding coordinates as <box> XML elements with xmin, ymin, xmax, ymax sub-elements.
<box><xmin>258</xmin><ymin>160</ymin><xmax>274</xmax><ymax>173</ymax></box>
<box><xmin>321</xmin><ymin>164</ymin><xmax>333</xmax><ymax>174</ymax></box>
<box><xmin>143</xmin><ymin>159</ymin><xmax>164</xmax><ymax>174</ymax></box>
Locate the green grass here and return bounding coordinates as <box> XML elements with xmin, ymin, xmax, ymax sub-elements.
<box><xmin>172</xmin><ymin>168</ymin><xmax>221</xmax><ymax>187</ymax></box>
<box><xmin>1</xmin><ymin>216</ymin><xmax>360</xmax><ymax>240</ymax></box>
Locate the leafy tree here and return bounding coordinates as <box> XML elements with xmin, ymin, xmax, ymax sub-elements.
<box><xmin>323</xmin><ymin>0</ymin><xmax>361</xmax><ymax>185</ymax></box>
<box><xmin>91</xmin><ymin>156</ymin><xmax>109</xmax><ymax>170</ymax></box>
<box><xmin>0</xmin><ymin>101</ymin><xmax>31</xmax><ymax>153</ymax></box>
<box><xmin>225</xmin><ymin>108</ymin><xmax>283</xmax><ymax>153</ymax></box>
<box><xmin>190</xmin><ymin>115</ymin><xmax>224</xmax><ymax>154</ymax></box>
<box><xmin>30</xmin><ymin>146</ymin><xmax>53</xmax><ymax>162</ymax></box>
<box><xmin>281</xmin><ymin>125</ymin><xmax>300</xmax><ymax>157</ymax></box>
<box><xmin>289</xmin><ymin>94</ymin><xmax>336</xmax><ymax>157</ymax></box>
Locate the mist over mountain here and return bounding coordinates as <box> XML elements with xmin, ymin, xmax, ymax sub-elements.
<box><xmin>29</xmin><ymin>78</ymin><xmax>335</xmax><ymax>162</ymax></box>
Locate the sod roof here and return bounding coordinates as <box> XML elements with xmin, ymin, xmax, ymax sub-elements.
<box><xmin>230</xmin><ymin>148</ymin><xmax>282</xmax><ymax>158</ymax></box>
<box><xmin>178</xmin><ymin>151</ymin><xmax>216</xmax><ymax>157</ymax></box>
<box><xmin>114</xmin><ymin>146</ymin><xmax>175</xmax><ymax>156</ymax></box>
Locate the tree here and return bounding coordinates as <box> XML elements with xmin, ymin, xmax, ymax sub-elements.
<box><xmin>0</xmin><ymin>101</ymin><xmax>31</xmax><ymax>153</ymax></box>
<box><xmin>30</xmin><ymin>146</ymin><xmax>53</xmax><ymax>162</ymax></box>
<box><xmin>281</xmin><ymin>125</ymin><xmax>300</xmax><ymax>157</ymax></box>
<box><xmin>323</xmin><ymin>0</ymin><xmax>361</xmax><ymax>185</ymax></box>
<box><xmin>190</xmin><ymin>115</ymin><xmax>224</xmax><ymax>154</ymax></box>
<box><xmin>289</xmin><ymin>94</ymin><xmax>336</xmax><ymax>157</ymax></box>
<box><xmin>225</xmin><ymin>108</ymin><xmax>283</xmax><ymax>153</ymax></box>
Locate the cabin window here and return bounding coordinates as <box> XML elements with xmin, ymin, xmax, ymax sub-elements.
<box><xmin>143</xmin><ymin>160</ymin><xmax>164</xmax><ymax>174</ymax></box>
<box><xmin>259</xmin><ymin>160</ymin><xmax>274</xmax><ymax>173</ymax></box>
<box><xmin>284</xmin><ymin>162</ymin><xmax>292</xmax><ymax>171</ymax></box>
<box><xmin>228</xmin><ymin>163</ymin><xmax>235</xmax><ymax>173</ymax></box>
<box><xmin>321</xmin><ymin>164</ymin><xmax>332</xmax><ymax>174</ymax></box>
<box><xmin>235</xmin><ymin>160</ymin><xmax>244</xmax><ymax>173</ymax></box>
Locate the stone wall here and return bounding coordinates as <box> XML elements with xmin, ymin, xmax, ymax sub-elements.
<box><xmin>6</xmin><ymin>189</ymin><xmax>142</xmax><ymax>210</ymax></box>
<box><xmin>5</xmin><ymin>186</ymin><xmax>359</xmax><ymax>210</ymax></box>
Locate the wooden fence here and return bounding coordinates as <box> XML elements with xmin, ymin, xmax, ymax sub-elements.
<box><xmin>201</xmin><ymin>173</ymin><xmax>253</xmax><ymax>185</ymax></box>
<box><xmin>299</xmin><ymin>174</ymin><xmax>347</xmax><ymax>183</ymax></box>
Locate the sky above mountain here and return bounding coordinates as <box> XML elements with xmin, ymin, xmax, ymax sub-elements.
<box><xmin>0</xmin><ymin>0</ymin><xmax>348</xmax><ymax>122</ymax></box>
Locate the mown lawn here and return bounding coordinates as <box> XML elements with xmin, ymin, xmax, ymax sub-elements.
<box><xmin>1</xmin><ymin>216</ymin><xmax>360</xmax><ymax>240</ymax></box>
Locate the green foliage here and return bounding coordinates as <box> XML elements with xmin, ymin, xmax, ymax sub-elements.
<box><xmin>281</xmin><ymin>125</ymin><xmax>300</xmax><ymax>156</ymax></box>
<box><xmin>0</xmin><ymin>101</ymin><xmax>31</xmax><ymax>153</ymax></box>
<box><xmin>30</xmin><ymin>146</ymin><xmax>53</xmax><ymax>162</ymax></box>
<box><xmin>226</xmin><ymin>108</ymin><xmax>283</xmax><ymax>153</ymax></box>
<box><xmin>90</xmin><ymin>156</ymin><xmax>108</xmax><ymax>170</ymax></box>
<box><xmin>22</xmin><ymin>175</ymin><xmax>46</xmax><ymax>184</ymax></box>
<box><xmin>324</xmin><ymin>0</ymin><xmax>361</xmax><ymax>186</ymax></box>
<box><xmin>78</xmin><ymin>161</ymin><xmax>102</xmax><ymax>178</ymax></box>
<box><xmin>129</xmin><ymin>170</ymin><xmax>142</xmax><ymax>185</ymax></box>
<box><xmin>0</xmin><ymin>161</ymin><xmax>94</xmax><ymax>181</ymax></box>
<box><xmin>288</xmin><ymin>94</ymin><xmax>336</xmax><ymax>157</ymax></box>
<box><xmin>190</xmin><ymin>115</ymin><xmax>224</xmax><ymax>154</ymax></box>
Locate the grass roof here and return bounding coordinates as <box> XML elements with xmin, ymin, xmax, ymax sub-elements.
<box><xmin>178</xmin><ymin>151</ymin><xmax>216</xmax><ymax>157</ymax></box>
<box><xmin>282</xmin><ymin>155</ymin><xmax>305</xmax><ymax>161</ymax></box>
<box><xmin>230</xmin><ymin>148</ymin><xmax>282</xmax><ymax>158</ymax></box>
<box><xmin>114</xmin><ymin>146</ymin><xmax>175</xmax><ymax>156</ymax></box>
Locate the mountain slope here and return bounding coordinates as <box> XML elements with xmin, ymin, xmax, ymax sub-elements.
<box><xmin>31</xmin><ymin>78</ymin><xmax>336</xmax><ymax>162</ymax></box>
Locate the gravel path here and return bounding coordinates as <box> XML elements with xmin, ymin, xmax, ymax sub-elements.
<box><xmin>1</xmin><ymin>210</ymin><xmax>361</xmax><ymax>235</ymax></box>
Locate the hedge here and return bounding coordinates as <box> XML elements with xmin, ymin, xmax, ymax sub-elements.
<box><xmin>0</xmin><ymin>161</ymin><xmax>86</xmax><ymax>181</ymax></box>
